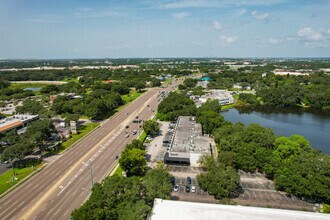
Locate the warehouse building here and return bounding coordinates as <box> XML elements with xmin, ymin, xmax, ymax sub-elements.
<box><xmin>0</xmin><ymin>115</ymin><xmax>39</xmax><ymax>133</ymax></box>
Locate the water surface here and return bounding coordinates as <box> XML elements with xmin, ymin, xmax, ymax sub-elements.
<box><xmin>221</xmin><ymin>108</ymin><xmax>330</xmax><ymax>154</ymax></box>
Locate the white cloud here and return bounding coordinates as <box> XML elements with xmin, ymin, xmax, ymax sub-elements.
<box><xmin>154</xmin><ymin>0</ymin><xmax>287</xmax><ymax>9</ymax></box>
<box><xmin>235</xmin><ymin>8</ymin><xmax>248</xmax><ymax>17</ymax></box>
<box><xmin>172</xmin><ymin>11</ymin><xmax>190</xmax><ymax>19</ymax></box>
<box><xmin>298</xmin><ymin>27</ymin><xmax>325</xmax><ymax>41</ymax></box>
<box><xmin>29</xmin><ymin>19</ymin><xmax>58</xmax><ymax>24</ymax></box>
<box><xmin>268</xmin><ymin>38</ymin><xmax>281</xmax><ymax>44</ymax></box>
<box><xmin>74</xmin><ymin>8</ymin><xmax>126</xmax><ymax>18</ymax></box>
<box><xmin>251</xmin><ymin>10</ymin><xmax>269</xmax><ymax>20</ymax></box>
<box><xmin>212</xmin><ymin>21</ymin><xmax>223</xmax><ymax>31</ymax></box>
<box><xmin>219</xmin><ymin>35</ymin><xmax>237</xmax><ymax>45</ymax></box>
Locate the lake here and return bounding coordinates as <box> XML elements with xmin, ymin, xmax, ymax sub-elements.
<box><xmin>220</xmin><ymin>108</ymin><xmax>330</xmax><ymax>154</ymax></box>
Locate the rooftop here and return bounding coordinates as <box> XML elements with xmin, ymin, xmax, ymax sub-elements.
<box><xmin>150</xmin><ymin>199</ymin><xmax>328</xmax><ymax>220</ymax></box>
<box><xmin>170</xmin><ymin>116</ymin><xmax>210</xmax><ymax>155</ymax></box>
<box><xmin>0</xmin><ymin>115</ymin><xmax>39</xmax><ymax>133</ymax></box>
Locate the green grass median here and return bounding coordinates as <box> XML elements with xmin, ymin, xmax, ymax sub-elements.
<box><xmin>57</xmin><ymin>122</ymin><xmax>100</xmax><ymax>153</ymax></box>
<box><xmin>0</xmin><ymin>162</ymin><xmax>43</xmax><ymax>195</ymax></box>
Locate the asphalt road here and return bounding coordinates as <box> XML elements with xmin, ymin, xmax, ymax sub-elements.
<box><xmin>0</xmin><ymin>77</ymin><xmax>187</xmax><ymax>220</ymax></box>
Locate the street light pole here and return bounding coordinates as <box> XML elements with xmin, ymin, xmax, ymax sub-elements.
<box><xmin>11</xmin><ymin>159</ymin><xmax>15</xmax><ymax>184</ymax></box>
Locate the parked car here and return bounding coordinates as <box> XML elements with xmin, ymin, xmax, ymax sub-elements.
<box><xmin>185</xmin><ymin>185</ymin><xmax>190</xmax><ymax>193</ymax></box>
<box><xmin>170</xmin><ymin>177</ymin><xmax>176</xmax><ymax>186</ymax></box>
<box><xmin>186</xmin><ymin>176</ymin><xmax>191</xmax><ymax>185</ymax></box>
<box><xmin>173</xmin><ymin>184</ymin><xmax>179</xmax><ymax>192</ymax></box>
<box><xmin>132</xmin><ymin>130</ymin><xmax>137</xmax><ymax>135</ymax></box>
<box><xmin>191</xmin><ymin>185</ymin><xmax>196</xmax><ymax>193</ymax></box>
<box><xmin>125</xmin><ymin>125</ymin><xmax>129</xmax><ymax>129</ymax></box>
<box><xmin>114</xmin><ymin>155</ymin><xmax>119</xmax><ymax>160</ymax></box>
<box><xmin>125</xmin><ymin>134</ymin><xmax>129</xmax><ymax>138</ymax></box>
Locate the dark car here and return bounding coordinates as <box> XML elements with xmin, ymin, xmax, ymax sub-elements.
<box><xmin>186</xmin><ymin>176</ymin><xmax>191</xmax><ymax>185</ymax></box>
<box><xmin>170</xmin><ymin>177</ymin><xmax>176</xmax><ymax>186</ymax></box>
<box><xmin>185</xmin><ymin>185</ymin><xmax>190</xmax><ymax>193</ymax></box>
<box><xmin>114</xmin><ymin>155</ymin><xmax>119</xmax><ymax>160</ymax></box>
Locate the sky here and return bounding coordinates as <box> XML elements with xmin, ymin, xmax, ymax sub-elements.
<box><xmin>0</xmin><ymin>0</ymin><xmax>330</xmax><ymax>59</ymax></box>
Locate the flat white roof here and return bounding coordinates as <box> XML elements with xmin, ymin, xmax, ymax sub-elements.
<box><xmin>150</xmin><ymin>199</ymin><xmax>328</xmax><ymax>220</ymax></box>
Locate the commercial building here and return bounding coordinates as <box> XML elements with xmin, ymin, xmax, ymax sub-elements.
<box><xmin>150</xmin><ymin>199</ymin><xmax>328</xmax><ymax>220</ymax></box>
<box><xmin>193</xmin><ymin>89</ymin><xmax>234</xmax><ymax>107</ymax></box>
<box><xmin>196</xmin><ymin>81</ymin><xmax>209</xmax><ymax>88</ymax></box>
<box><xmin>163</xmin><ymin>116</ymin><xmax>213</xmax><ymax>166</ymax></box>
<box><xmin>0</xmin><ymin>114</ymin><xmax>39</xmax><ymax>133</ymax></box>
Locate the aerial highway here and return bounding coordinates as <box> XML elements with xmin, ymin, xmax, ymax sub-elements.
<box><xmin>0</xmin><ymin>77</ymin><xmax>188</xmax><ymax>220</ymax></box>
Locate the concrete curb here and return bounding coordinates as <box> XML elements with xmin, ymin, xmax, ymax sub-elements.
<box><xmin>0</xmin><ymin>163</ymin><xmax>48</xmax><ymax>199</ymax></box>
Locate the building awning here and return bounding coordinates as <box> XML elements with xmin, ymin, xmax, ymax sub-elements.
<box><xmin>164</xmin><ymin>152</ymin><xmax>190</xmax><ymax>164</ymax></box>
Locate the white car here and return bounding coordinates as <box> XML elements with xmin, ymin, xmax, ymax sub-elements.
<box><xmin>191</xmin><ymin>185</ymin><xmax>196</xmax><ymax>193</ymax></box>
<box><xmin>173</xmin><ymin>184</ymin><xmax>179</xmax><ymax>192</ymax></box>
<box><xmin>125</xmin><ymin>134</ymin><xmax>129</xmax><ymax>138</ymax></box>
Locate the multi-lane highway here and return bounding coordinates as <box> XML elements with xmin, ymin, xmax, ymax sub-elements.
<box><xmin>0</xmin><ymin>77</ymin><xmax>187</xmax><ymax>220</ymax></box>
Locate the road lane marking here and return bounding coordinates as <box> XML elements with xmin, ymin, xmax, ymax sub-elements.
<box><xmin>19</xmin><ymin>90</ymin><xmax>158</xmax><ymax>219</ymax></box>
<box><xmin>53</xmin><ymin>208</ymin><xmax>60</xmax><ymax>216</ymax></box>
<box><xmin>63</xmin><ymin>210</ymin><xmax>69</xmax><ymax>216</ymax></box>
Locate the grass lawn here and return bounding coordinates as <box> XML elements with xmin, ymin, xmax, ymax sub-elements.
<box><xmin>139</xmin><ymin>131</ymin><xmax>147</xmax><ymax>142</ymax></box>
<box><xmin>221</xmin><ymin>94</ymin><xmax>239</xmax><ymax>111</ymax></box>
<box><xmin>0</xmin><ymin>163</ymin><xmax>44</xmax><ymax>195</ymax></box>
<box><xmin>112</xmin><ymin>165</ymin><xmax>123</xmax><ymax>176</ymax></box>
<box><xmin>79</xmin><ymin>115</ymin><xmax>90</xmax><ymax>120</ymax></box>
<box><xmin>9</xmin><ymin>83</ymin><xmax>47</xmax><ymax>90</ymax></box>
<box><xmin>117</xmin><ymin>90</ymin><xmax>144</xmax><ymax>111</ymax></box>
<box><xmin>121</xmin><ymin>90</ymin><xmax>144</xmax><ymax>104</ymax></box>
<box><xmin>57</xmin><ymin>122</ymin><xmax>100</xmax><ymax>153</ymax></box>
<box><xmin>221</xmin><ymin>104</ymin><xmax>235</xmax><ymax>111</ymax></box>
<box><xmin>9</xmin><ymin>83</ymin><xmax>48</xmax><ymax>95</ymax></box>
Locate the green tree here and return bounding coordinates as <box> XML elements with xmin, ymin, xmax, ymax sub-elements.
<box><xmin>16</xmin><ymin>99</ymin><xmax>43</xmax><ymax>115</ymax></box>
<box><xmin>143</xmin><ymin>167</ymin><xmax>173</xmax><ymax>203</ymax></box>
<box><xmin>158</xmin><ymin>92</ymin><xmax>197</xmax><ymax>121</ymax></box>
<box><xmin>197</xmin><ymin>161</ymin><xmax>240</xmax><ymax>199</ymax></box>
<box><xmin>197</xmin><ymin>110</ymin><xmax>224</xmax><ymax>134</ymax></box>
<box><xmin>119</xmin><ymin>148</ymin><xmax>147</xmax><ymax>176</ymax></box>
<box><xmin>143</xmin><ymin>120</ymin><xmax>159</xmax><ymax>137</ymax></box>
<box><xmin>126</xmin><ymin>140</ymin><xmax>146</xmax><ymax>150</ymax></box>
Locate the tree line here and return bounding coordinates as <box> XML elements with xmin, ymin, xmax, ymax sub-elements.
<box><xmin>157</xmin><ymin>91</ymin><xmax>330</xmax><ymax>204</ymax></box>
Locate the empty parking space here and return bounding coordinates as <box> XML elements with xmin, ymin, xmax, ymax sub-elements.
<box><xmin>236</xmin><ymin>170</ymin><xmax>314</xmax><ymax>211</ymax></box>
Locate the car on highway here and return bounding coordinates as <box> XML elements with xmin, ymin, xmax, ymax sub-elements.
<box><xmin>132</xmin><ymin>130</ymin><xmax>137</xmax><ymax>135</ymax></box>
<box><xmin>191</xmin><ymin>185</ymin><xmax>196</xmax><ymax>193</ymax></box>
<box><xmin>173</xmin><ymin>184</ymin><xmax>179</xmax><ymax>192</ymax></box>
<box><xmin>185</xmin><ymin>185</ymin><xmax>190</xmax><ymax>193</ymax></box>
<box><xmin>186</xmin><ymin>176</ymin><xmax>191</xmax><ymax>185</ymax></box>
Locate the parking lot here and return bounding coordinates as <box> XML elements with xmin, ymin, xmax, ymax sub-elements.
<box><xmin>235</xmin><ymin>170</ymin><xmax>315</xmax><ymax>211</ymax></box>
<box><xmin>169</xmin><ymin>166</ymin><xmax>217</xmax><ymax>203</ymax></box>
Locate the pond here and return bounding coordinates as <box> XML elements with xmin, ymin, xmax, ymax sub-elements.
<box><xmin>220</xmin><ymin>107</ymin><xmax>330</xmax><ymax>154</ymax></box>
<box><xmin>23</xmin><ymin>87</ymin><xmax>41</xmax><ymax>91</ymax></box>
